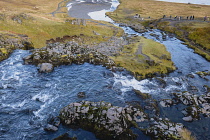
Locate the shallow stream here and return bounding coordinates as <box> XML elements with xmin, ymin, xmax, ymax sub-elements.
<box><xmin>0</xmin><ymin>0</ymin><xmax>210</xmax><ymax>139</ymax></box>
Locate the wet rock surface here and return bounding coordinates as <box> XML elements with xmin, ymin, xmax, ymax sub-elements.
<box><xmin>44</xmin><ymin>124</ymin><xmax>58</xmax><ymax>132</ymax></box>
<box><xmin>146</xmin><ymin>118</ymin><xmax>184</xmax><ymax>140</ymax></box>
<box><xmin>77</xmin><ymin>92</ymin><xmax>86</xmax><ymax>98</ymax></box>
<box><xmin>160</xmin><ymin>91</ymin><xmax>210</xmax><ymax>121</ymax></box>
<box><xmin>59</xmin><ymin>101</ymin><xmax>147</xmax><ymax>139</ymax></box>
<box><xmin>38</xmin><ymin>63</ymin><xmax>54</xmax><ymax>73</ymax></box>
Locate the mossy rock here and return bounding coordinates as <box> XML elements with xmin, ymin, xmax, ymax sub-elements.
<box><xmin>133</xmin><ymin>89</ymin><xmax>151</xmax><ymax>99</ymax></box>
<box><xmin>59</xmin><ymin>101</ymin><xmax>147</xmax><ymax>140</ymax></box>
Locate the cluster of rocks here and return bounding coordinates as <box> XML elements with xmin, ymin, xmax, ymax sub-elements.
<box><xmin>196</xmin><ymin>71</ymin><xmax>210</xmax><ymax>80</ymax></box>
<box><xmin>118</xmin><ymin>23</ymin><xmax>147</xmax><ymax>33</ymax></box>
<box><xmin>92</xmin><ymin>36</ymin><xmax>128</xmax><ymax>56</ymax></box>
<box><xmin>66</xmin><ymin>19</ymin><xmax>87</xmax><ymax>26</ymax></box>
<box><xmin>44</xmin><ymin>115</ymin><xmax>61</xmax><ymax>132</ymax></box>
<box><xmin>0</xmin><ymin>33</ymin><xmax>33</xmax><ymax>61</ymax></box>
<box><xmin>24</xmin><ymin>41</ymin><xmax>115</xmax><ymax>73</ymax></box>
<box><xmin>11</xmin><ymin>13</ymin><xmax>34</xmax><ymax>24</ymax></box>
<box><xmin>46</xmin><ymin>35</ymin><xmax>81</xmax><ymax>44</ymax></box>
<box><xmin>146</xmin><ymin>118</ymin><xmax>184</xmax><ymax>140</ymax></box>
<box><xmin>77</xmin><ymin>92</ymin><xmax>86</xmax><ymax>98</ymax></box>
<box><xmin>59</xmin><ymin>101</ymin><xmax>147</xmax><ymax>140</ymax></box>
<box><xmin>160</xmin><ymin>91</ymin><xmax>210</xmax><ymax>122</ymax></box>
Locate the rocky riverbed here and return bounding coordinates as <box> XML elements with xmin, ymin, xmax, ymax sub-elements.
<box><xmin>23</xmin><ymin>34</ymin><xmax>130</xmax><ymax>73</ymax></box>
<box><xmin>59</xmin><ymin>101</ymin><xmax>146</xmax><ymax>139</ymax></box>
<box><xmin>24</xmin><ymin>41</ymin><xmax>115</xmax><ymax>72</ymax></box>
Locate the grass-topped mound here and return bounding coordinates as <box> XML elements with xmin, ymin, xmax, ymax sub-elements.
<box><xmin>110</xmin><ymin>36</ymin><xmax>175</xmax><ymax>80</ymax></box>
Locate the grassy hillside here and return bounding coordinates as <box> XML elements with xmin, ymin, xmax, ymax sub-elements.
<box><xmin>107</xmin><ymin>0</ymin><xmax>210</xmax><ymax>61</ymax></box>
<box><xmin>0</xmin><ymin>0</ymin><xmax>176</xmax><ymax>79</ymax></box>
<box><xmin>107</xmin><ymin>0</ymin><xmax>210</xmax><ymax>22</ymax></box>
<box><xmin>0</xmin><ymin>0</ymin><xmax>123</xmax><ymax>48</ymax></box>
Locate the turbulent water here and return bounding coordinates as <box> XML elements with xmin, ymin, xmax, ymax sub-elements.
<box><xmin>115</xmin><ymin>26</ymin><xmax>210</xmax><ymax>98</ymax></box>
<box><xmin>1</xmin><ymin>0</ymin><xmax>210</xmax><ymax>140</ymax></box>
<box><xmin>0</xmin><ymin>50</ymin><xmax>141</xmax><ymax>140</ymax></box>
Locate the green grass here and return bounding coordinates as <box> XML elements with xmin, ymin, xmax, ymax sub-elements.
<box><xmin>107</xmin><ymin>0</ymin><xmax>210</xmax><ymax>61</ymax></box>
<box><xmin>0</xmin><ymin>14</ymin><xmax>123</xmax><ymax>48</ymax></box>
<box><xmin>154</xmin><ymin>21</ymin><xmax>210</xmax><ymax>61</ymax></box>
<box><xmin>110</xmin><ymin>36</ymin><xmax>175</xmax><ymax>80</ymax></box>
<box><xmin>107</xmin><ymin>0</ymin><xmax>210</xmax><ymax>23</ymax></box>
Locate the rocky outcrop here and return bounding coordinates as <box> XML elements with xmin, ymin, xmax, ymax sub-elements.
<box><xmin>44</xmin><ymin>116</ymin><xmax>60</xmax><ymax>132</ymax></box>
<box><xmin>118</xmin><ymin>23</ymin><xmax>147</xmax><ymax>33</ymax></box>
<box><xmin>145</xmin><ymin>118</ymin><xmax>184</xmax><ymax>140</ymax></box>
<box><xmin>59</xmin><ymin>101</ymin><xmax>147</xmax><ymax>140</ymax></box>
<box><xmin>11</xmin><ymin>13</ymin><xmax>34</xmax><ymax>24</ymax></box>
<box><xmin>92</xmin><ymin>36</ymin><xmax>128</xmax><ymax>57</ymax></box>
<box><xmin>44</xmin><ymin>124</ymin><xmax>58</xmax><ymax>132</ymax></box>
<box><xmin>0</xmin><ymin>33</ymin><xmax>33</xmax><ymax>62</ymax></box>
<box><xmin>196</xmin><ymin>71</ymin><xmax>210</xmax><ymax>80</ymax></box>
<box><xmin>160</xmin><ymin>99</ymin><xmax>173</xmax><ymax>107</ymax></box>
<box><xmin>65</xmin><ymin>19</ymin><xmax>86</xmax><ymax>26</ymax></box>
<box><xmin>160</xmin><ymin>91</ymin><xmax>210</xmax><ymax>121</ymax></box>
<box><xmin>24</xmin><ymin>41</ymin><xmax>115</xmax><ymax>72</ymax></box>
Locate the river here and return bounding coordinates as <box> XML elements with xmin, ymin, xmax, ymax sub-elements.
<box><xmin>0</xmin><ymin>0</ymin><xmax>210</xmax><ymax>140</ymax></box>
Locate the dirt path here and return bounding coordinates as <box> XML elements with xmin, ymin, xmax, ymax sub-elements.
<box><xmin>50</xmin><ymin>0</ymin><xmax>70</xmax><ymax>16</ymax></box>
<box><xmin>136</xmin><ymin>43</ymin><xmax>150</xmax><ymax>60</ymax></box>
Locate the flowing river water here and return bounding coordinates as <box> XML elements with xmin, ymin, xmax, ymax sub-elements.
<box><xmin>1</xmin><ymin>0</ymin><xmax>210</xmax><ymax>140</ymax></box>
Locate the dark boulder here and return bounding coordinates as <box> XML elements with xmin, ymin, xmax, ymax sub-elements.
<box><xmin>44</xmin><ymin>124</ymin><xmax>58</xmax><ymax>132</ymax></box>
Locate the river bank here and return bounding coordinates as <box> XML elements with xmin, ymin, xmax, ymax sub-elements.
<box><xmin>106</xmin><ymin>0</ymin><xmax>210</xmax><ymax>61</ymax></box>
<box><xmin>0</xmin><ymin>0</ymin><xmax>210</xmax><ymax>139</ymax></box>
